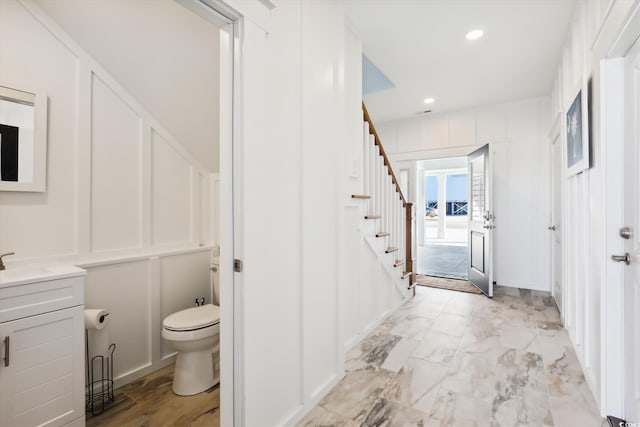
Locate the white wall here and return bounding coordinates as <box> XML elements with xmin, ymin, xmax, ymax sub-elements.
<box><xmin>0</xmin><ymin>0</ymin><xmax>218</xmax><ymax>385</ymax></box>
<box><xmin>34</xmin><ymin>0</ymin><xmax>221</xmax><ymax>173</ymax></box>
<box><xmin>377</xmin><ymin>97</ymin><xmax>551</xmax><ymax>291</ymax></box>
<box><xmin>546</xmin><ymin>0</ymin><xmax>639</xmax><ymax>415</ymax></box>
<box><xmin>223</xmin><ymin>0</ymin><xmax>405</xmax><ymax>425</ymax></box>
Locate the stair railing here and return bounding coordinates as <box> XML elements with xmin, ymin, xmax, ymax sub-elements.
<box><xmin>361</xmin><ymin>102</ymin><xmax>415</xmax><ymax>289</ymax></box>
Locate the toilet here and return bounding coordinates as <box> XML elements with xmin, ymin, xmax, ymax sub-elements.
<box><xmin>162</xmin><ymin>256</ymin><xmax>220</xmax><ymax>396</ymax></box>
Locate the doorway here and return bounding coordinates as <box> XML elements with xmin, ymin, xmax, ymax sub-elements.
<box><xmin>549</xmin><ymin>115</ymin><xmax>563</xmax><ymax>313</ymax></box>
<box><xmin>416</xmin><ymin>156</ymin><xmax>469</xmax><ymax>280</ymax></box>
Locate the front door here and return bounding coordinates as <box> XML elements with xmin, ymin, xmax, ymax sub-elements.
<box><xmin>468</xmin><ymin>144</ymin><xmax>493</xmax><ymax>296</ymax></box>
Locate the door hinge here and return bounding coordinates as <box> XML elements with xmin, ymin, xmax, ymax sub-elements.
<box><xmin>234</xmin><ymin>259</ymin><xmax>243</xmax><ymax>273</ymax></box>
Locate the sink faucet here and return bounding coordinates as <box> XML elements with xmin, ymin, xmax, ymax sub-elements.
<box><xmin>0</xmin><ymin>252</ymin><xmax>15</xmax><ymax>271</ymax></box>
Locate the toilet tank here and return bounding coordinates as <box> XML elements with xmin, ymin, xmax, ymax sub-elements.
<box><xmin>212</xmin><ymin>256</ymin><xmax>220</xmax><ymax>305</ymax></box>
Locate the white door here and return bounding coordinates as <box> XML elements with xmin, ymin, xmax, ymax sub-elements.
<box><xmin>468</xmin><ymin>144</ymin><xmax>494</xmax><ymax>296</ymax></box>
<box><xmin>549</xmin><ymin>118</ymin><xmax>563</xmax><ymax>313</ymax></box>
<box><xmin>618</xmin><ymin>38</ymin><xmax>640</xmax><ymax>423</ymax></box>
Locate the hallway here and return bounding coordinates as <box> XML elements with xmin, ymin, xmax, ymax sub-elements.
<box><xmin>297</xmin><ymin>286</ymin><xmax>601</xmax><ymax>426</ymax></box>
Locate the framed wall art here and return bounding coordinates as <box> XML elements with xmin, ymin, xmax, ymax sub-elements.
<box><xmin>566</xmin><ymin>85</ymin><xmax>590</xmax><ymax>176</ymax></box>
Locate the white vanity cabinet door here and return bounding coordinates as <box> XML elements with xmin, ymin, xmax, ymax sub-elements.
<box><xmin>0</xmin><ymin>306</ymin><xmax>85</xmax><ymax>427</ymax></box>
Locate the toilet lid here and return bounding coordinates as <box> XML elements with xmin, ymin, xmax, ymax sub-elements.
<box><xmin>163</xmin><ymin>304</ymin><xmax>220</xmax><ymax>331</ymax></box>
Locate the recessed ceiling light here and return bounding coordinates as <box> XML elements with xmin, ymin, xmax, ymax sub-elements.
<box><xmin>466</xmin><ymin>29</ymin><xmax>484</xmax><ymax>40</ymax></box>
<box><xmin>423</xmin><ymin>97</ymin><xmax>435</xmax><ymax>104</ymax></box>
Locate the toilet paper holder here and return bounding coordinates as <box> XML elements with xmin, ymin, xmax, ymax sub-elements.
<box><xmin>85</xmin><ymin>330</ymin><xmax>116</xmax><ymax>416</ymax></box>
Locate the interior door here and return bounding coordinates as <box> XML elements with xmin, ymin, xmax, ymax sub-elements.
<box><xmin>468</xmin><ymin>144</ymin><xmax>493</xmax><ymax>296</ymax></box>
<box><xmin>549</xmin><ymin>120</ymin><xmax>563</xmax><ymax>313</ymax></box>
<box><xmin>619</xmin><ymin>38</ymin><xmax>640</xmax><ymax>423</ymax></box>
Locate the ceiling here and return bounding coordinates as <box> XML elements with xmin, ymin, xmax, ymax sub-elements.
<box><xmin>35</xmin><ymin>0</ymin><xmax>222</xmax><ymax>172</ymax></box>
<box><xmin>345</xmin><ymin>0</ymin><xmax>577</xmax><ymax>123</ymax></box>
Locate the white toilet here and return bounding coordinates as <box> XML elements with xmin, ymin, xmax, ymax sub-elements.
<box><xmin>162</xmin><ymin>256</ymin><xmax>220</xmax><ymax>396</ymax></box>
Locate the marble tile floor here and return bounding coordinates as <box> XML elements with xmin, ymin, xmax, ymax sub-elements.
<box><xmin>297</xmin><ymin>285</ymin><xmax>603</xmax><ymax>427</ymax></box>
<box><xmin>86</xmin><ymin>364</ymin><xmax>220</xmax><ymax>427</ymax></box>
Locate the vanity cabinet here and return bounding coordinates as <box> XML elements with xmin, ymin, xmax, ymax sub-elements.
<box><xmin>0</xmin><ymin>267</ymin><xmax>86</xmax><ymax>427</ymax></box>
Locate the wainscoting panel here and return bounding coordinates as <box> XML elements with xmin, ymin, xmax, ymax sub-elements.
<box><xmin>81</xmin><ymin>247</ymin><xmax>214</xmax><ymax>385</ymax></box>
<box><xmin>341</xmin><ymin>206</ymin><xmax>362</xmax><ymax>348</ymax></box>
<box><xmin>151</xmin><ymin>130</ymin><xmax>194</xmax><ymax>247</ymax></box>
<box><xmin>83</xmin><ymin>260</ymin><xmax>151</xmax><ymax>379</ymax></box>
<box><xmin>90</xmin><ymin>75</ymin><xmax>143</xmax><ymax>253</ymax></box>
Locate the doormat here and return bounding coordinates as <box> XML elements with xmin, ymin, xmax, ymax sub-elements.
<box><xmin>414</xmin><ymin>274</ymin><xmax>482</xmax><ymax>294</ymax></box>
<box><xmin>422</xmin><ymin>271</ymin><xmax>468</xmax><ymax>280</ymax></box>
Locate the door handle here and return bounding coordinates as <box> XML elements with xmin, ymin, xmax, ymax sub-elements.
<box><xmin>3</xmin><ymin>336</ymin><xmax>8</xmax><ymax>367</ymax></box>
<box><xmin>548</xmin><ymin>225</ymin><xmax>557</xmax><ymax>231</ymax></box>
<box><xmin>611</xmin><ymin>253</ymin><xmax>631</xmax><ymax>265</ymax></box>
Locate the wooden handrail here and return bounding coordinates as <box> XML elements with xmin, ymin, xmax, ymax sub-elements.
<box><xmin>362</xmin><ymin>102</ymin><xmax>407</xmax><ymax>206</ymax></box>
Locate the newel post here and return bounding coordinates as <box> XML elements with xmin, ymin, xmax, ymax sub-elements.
<box><xmin>405</xmin><ymin>202</ymin><xmax>415</xmax><ymax>293</ymax></box>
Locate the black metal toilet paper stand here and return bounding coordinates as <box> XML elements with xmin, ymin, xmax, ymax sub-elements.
<box><xmin>85</xmin><ymin>329</ymin><xmax>116</xmax><ymax>416</ymax></box>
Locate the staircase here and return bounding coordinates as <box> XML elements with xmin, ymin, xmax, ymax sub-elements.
<box><xmin>352</xmin><ymin>103</ymin><xmax>415</xmax><ymax>294</ymax></box>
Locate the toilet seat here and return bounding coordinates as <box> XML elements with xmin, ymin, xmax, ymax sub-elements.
<box><xmin>163</xmin><ymin>304</ymin><xmax>220</xmax><ymax>332</ymax></box>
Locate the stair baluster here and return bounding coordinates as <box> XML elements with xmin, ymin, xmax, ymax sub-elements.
<box><xmin>361</xmin><ymin>102</ymin><xmax>415</xmax><ymax>289</ymax></box>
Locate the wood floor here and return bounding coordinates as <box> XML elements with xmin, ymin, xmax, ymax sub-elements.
<box><xmin>86</xmin><ymin>364</ymin><xmax>220</xmax><ymax>427</ymax></box>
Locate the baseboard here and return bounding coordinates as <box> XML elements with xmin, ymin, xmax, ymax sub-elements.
<box><xmin>566</xmin><ymin>336</ymin><xmax>601</xmax><ymax>415</ymax></box>
<box><xmin>113</xmin><ymin>354</ymin><xmax>177</xmax><ymax>389</ymax></box>
<box><xmin>495</xmin><ymin>281</ymin><xmax>551</xmax><ymax>292</ymax></box>
<box><xmin>344</xmin><ymin>297</ymin><xmax>407</xmax><ymax>354</ymax></box>
<box><xmin>283</xmin><ymin>373</ymin><xmax>343</xmax><ymax>427</ymax></box>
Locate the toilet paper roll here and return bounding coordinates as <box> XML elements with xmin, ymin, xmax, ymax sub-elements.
<box><xmin>84</xmin><ymin>309</ymin><xmax>109</xmax><ymax>330</ymax></box>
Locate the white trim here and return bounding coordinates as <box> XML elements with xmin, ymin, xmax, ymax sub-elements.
<box><xmin>184</xmin><ymin>2</ymin><xmax>243</xmax><ymax>427</ymax></box>
<box><xmin>75</xmin><ymin>245</ymin><xmax>216</xmax><ymax>269</ymax></box>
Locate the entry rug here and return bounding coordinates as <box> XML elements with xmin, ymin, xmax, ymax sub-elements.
<box><xmin>414</xmin><ymin>274</ymin><xmax>482</xmax><ymax>294</ymax></box>
<box><xmin>422</xmin><ymin>270</ymin><xmax>468</xmax><ymax>280</ymax></box>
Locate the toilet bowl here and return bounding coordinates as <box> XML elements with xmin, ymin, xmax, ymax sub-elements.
<box><xmin>163</xmin><ymin>256</ymin><xmax>221</xmax><ymax>395</ymax></box>
<box><xmin>162</xmin><ymin>303</ymin><xmax>220</xmax><ymax>395</ymax></box>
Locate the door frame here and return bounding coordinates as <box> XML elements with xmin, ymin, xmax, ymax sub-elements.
<box><xmin>602</xmin><ymin>2</ymin><xmax>640</xmax><ymax>418</ymax></box>
<box><xmin>178</xmin><ymin>1</ymin><xmax>243</xmax><ymax>426</ymax></box>
<box><xmin>548</xmin><ymin>113</ymin><xmax>564</xmax><ymax>316</ymax></box>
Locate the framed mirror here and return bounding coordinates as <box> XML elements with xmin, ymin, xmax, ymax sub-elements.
<box><xmin>0</xmin><ymin>82</ymin><xmax>47</xmax><ymax>192</ymax></box>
